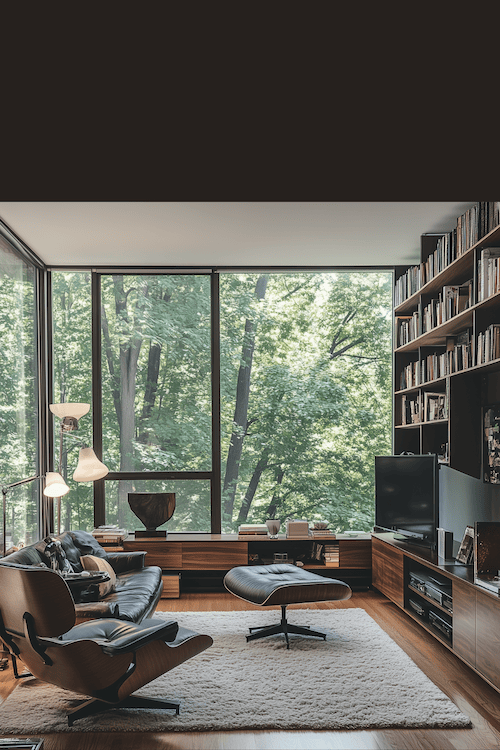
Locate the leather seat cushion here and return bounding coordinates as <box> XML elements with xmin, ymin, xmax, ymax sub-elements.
<box><xmin>224</xmin><ymin>564</ymin><xmax>352</xmax><ymax>606</ymax></box>
<box><xmin>60</xmin><ymin>616</ymin><xmax>179</xmax><ymax>654</ymax></box>
<box><xmin>74</xmin><ymin>565</ymin><xmax>162</xmax><ymax>622</ymax></box>
<box><xmin>106</xmin><ymin>566</ymin><xmax>162</xmax><ymax>621</ymax></box>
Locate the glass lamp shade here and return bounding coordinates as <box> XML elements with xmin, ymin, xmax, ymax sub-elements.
<box><xmin>73</xmin><ymin>447</ymin><xmax>109</xmax><ymax>482</ymax></box>
<box><xmin>50</xmin><ymin>403</ymin><xmax>90</xmax><ymax>420</ymax></box>
<box><xmin>43</xmin><ymin>472</ymin><xmax>70</xmax><ymax>498</ymax></box>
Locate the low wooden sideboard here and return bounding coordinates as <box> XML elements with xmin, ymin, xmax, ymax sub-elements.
<box><xmin>122</xmin><ymin>533</ymin><xmax>372</xmax><ymax>597</ymax></box>
<box><xmin>372</xmin><ymin>532</ymin><xmax>500</xmax><ymax>696</ymax></box>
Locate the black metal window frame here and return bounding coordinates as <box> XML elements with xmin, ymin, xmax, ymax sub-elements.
<box><xmin>44</xmin><ymin>262</ymin><xmax>394</xmax><ymax>535</ymax></box>
<box><xmin>90</xmin><ymin>268</ymin><xmax>221</xmax><ymax>532</ymax></box>
<box><xmin>0</xmin><ymin>220</ymin><xmax>50</xmax><ymax>540</ymax></box>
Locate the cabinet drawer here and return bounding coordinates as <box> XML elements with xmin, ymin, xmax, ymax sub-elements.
<box><xmin>123</xmin><ymin>540</ymin><xmax>182</xmax><ymax>568</ymax></box>
<box><xmin>161</xmin><ymin>574</ymin><xmax>180</xmax><ymax>599</ymax></box>
<box><xmin>182</xmin><ymin>542</ymin><xmax>248</xmax><ymax>569</ymax></box>
<box><xmin>339</xmin><ymin>540</ymin><xmax>372</xmax><ymax>568</ymax></box>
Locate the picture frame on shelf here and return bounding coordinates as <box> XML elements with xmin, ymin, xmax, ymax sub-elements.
<box><xmin>456</xmin><ymin>525</ymin><xmax>474</xmax><ymax>564</ymax></box>
<box><xmin>483</xmin><ymin>403</ymin><xmax>500</xmax><ymax>484</ymax></box>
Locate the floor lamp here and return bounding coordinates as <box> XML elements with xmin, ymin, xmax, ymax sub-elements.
<box><xmin>49</xmin><ymin>403</ymin><xmax>108</xmax><ymax>534</ymax></box>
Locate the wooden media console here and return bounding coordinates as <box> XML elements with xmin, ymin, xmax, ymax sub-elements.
<box><xmin>122</xmin><ymin>533</ymin><xmax>372</xmax><ymax>597</ymax></box>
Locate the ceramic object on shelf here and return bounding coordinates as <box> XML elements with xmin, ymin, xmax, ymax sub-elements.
<box><xmin>128</xmin><ymin>492</ymin><xmax>176</xmax><ymax>538</ymax></box>
<box><xmin>266</xmin><ymin>519</ymin><xmax>281</xmax><ymax>538</ymax></box>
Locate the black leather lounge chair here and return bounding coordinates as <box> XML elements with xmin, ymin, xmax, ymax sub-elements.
<box><xmin>0</xmin><ymin>563</ymin><xmax>212</xmax><ymax>726</ymax></box>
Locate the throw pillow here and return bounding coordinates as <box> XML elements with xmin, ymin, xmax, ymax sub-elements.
<box><xmin>80</xmin><ymin>555</ymin><xmax>116</xmax><ymax>598</ymax></box>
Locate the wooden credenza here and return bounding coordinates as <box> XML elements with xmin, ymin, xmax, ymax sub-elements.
<box><xmin>123</xmin><ymin>533</ymin><xmax>372</xmax><ymax>598</ymax></box>
<box><xmin>372</xmin><ymin>532</ymin><xmax>500</xmax><ymax>695</ymax></box>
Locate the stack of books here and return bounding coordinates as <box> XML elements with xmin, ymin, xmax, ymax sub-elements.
<box><xmin>92</xmin><ymin>525</ymin><xmax>128</xmax><ymax>544</ymax></box>
<box><xmin>237</xmin><ymin>524</ymin><xmax>268</xmax><ymax>539</ymax></box>
<box><xmin>324</xmin><ymin>543</ymin><xmax>340</xmax><ymax>567</ymax></box>
<box><xmin>310</xmin><ymin>527</ymin><xmax>336</xmax><ymax>539</ymax></box>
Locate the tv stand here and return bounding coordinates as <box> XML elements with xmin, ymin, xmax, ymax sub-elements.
<box><xmin>372</xmin><ymin>532</ymin><xmax>500</xmax><ymax>696</ymax></box>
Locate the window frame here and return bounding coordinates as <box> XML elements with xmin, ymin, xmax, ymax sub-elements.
<box><xmin>0</xmin><ymin>219</ymin><xmax>49</xmax><ymax>541</ymax></box>
<box><xmin>47</xmin><ymin>264</ymin><xmax>394</xmax><ymax>535</ymax></box>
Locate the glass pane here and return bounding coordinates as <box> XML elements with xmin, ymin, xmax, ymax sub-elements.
<box><xmin>0</xmin><ymin>237</ymin><xmax>39</xmax><ymax>549</ymax></box>
<box><xmin>100</xmin><ymin>275</ymin><xmax>212</xmax><ymax>472</ymax></box>
<box><xmin>105</xmin><ymin>479</ymin><xmax>211</xmax><ymax>533</ymax></box>
<box><xmin>219</xmin><ymin>272</ymin><xmax>392</xmax><ymax>534</ymax></box>
<box><xmin>51</xmin><ymin>272</ymin><xmax>93</xmax><ymax>532</ymax></box>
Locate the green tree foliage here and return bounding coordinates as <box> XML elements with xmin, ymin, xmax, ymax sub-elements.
<box><xmin>220</xmin><ymin>272</ymin><xmax>392</xmax><ymax>533</ymax></box>
<box><xmin>50</xmin><ymin>270</ymin><xmax>392</xmax><ymax>536</ymax></box>
<box><xmin>0</xmin><ymin>243</ymin><xmax>39</xmax><ymax>546</ymax></box>
<box><xmin>100</xmin><ymin>274</ymin><xmax>212</xmax><ymax>530</ymax></box>
<box><xmin>52</xmin><ymin>272</ymin><xmax>94</xmax><ymax>531</ymax></box>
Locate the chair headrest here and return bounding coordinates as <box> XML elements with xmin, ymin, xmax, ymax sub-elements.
<box><xmin>0</xmin><ymin>563</ymin><xmax>75</xmax><ymax>637</ymax></box>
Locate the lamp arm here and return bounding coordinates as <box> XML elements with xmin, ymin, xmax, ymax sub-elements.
<box><xmin>2</xmin><ymin>475</ymin><xmax>41</xmax><ymax>496</ymax></box>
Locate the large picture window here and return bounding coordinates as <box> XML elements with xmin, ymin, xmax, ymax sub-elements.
<box><xmin>219</xmin><ymin>272</ymin><xmax>392</xmax><ymax>533</ymax></box>
<box><xmin>51</xmin><ymin>271</ymin><xmax>93</xmax><ymax>531</ymax></box>
<box><xmin>99</xmin><ymin>274</ymin><xmax>212</xmax><ymax>531</ymax></box>
<box><xmin>0</xmin><ymin>236</ymin><xmax>40</xmax><ymax>548</ymax></box>
<box><xmin>49</xmin><ymin>268</ymin><xmax>392</xmax><ymax>535</ymax></box>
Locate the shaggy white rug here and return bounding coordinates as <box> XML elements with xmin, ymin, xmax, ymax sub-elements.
<box><xmin>0</xmin><ymin>609</ymin><xmax>470</xmax><ymax>733</ymax></box>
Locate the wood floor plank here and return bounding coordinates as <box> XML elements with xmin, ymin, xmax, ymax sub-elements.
<box><xmin>2</xmin><ymin>589</ymin><xmax>500</xmax><ymax>749</ymax></box>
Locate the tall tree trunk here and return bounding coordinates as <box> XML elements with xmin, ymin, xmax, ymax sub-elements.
<box><xmin>110</xmin><ymin>277</ymin><xmax>145</xmax><ymax>526</ymax></box>
<box><xmin>139</xmin><ymin>288</ymin><xmax>171</xmax><ymax>442</ymax></box>
<box><xmin>223</xmin><ymin>275</ymin><xmax>268</xmax><ymax>522</ymax></box>
<box><xmin>236</xmin><ymin>450</ymin><xmax>270</xmax><ymax>525</ymax></box>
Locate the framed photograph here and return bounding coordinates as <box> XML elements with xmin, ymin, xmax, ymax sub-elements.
<box><xmin>0</xmin><ymin>741</ymin><xmax>43</xmax><ymax>750</ymax></box>
<box><xmin>456</xmin><ymin>525</ymin><xmax>474</xmax><ymax>564</ymax></box>
<box><xmin>483</xmin><ymin>403</ymin><xmax>500</xmax><ymax>483</ymax></box>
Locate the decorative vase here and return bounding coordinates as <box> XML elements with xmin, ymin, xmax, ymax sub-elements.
<box><xmin>128</xmin><ymin>492</ymin><xmax>176</xmax><ymax>538</ymax></box>
<box><xmin>266</xmin><ymin>519</ymin><xmax>281</xmax><ymax>538</ymax></box>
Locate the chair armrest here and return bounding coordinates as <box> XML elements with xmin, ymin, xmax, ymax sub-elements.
<box><xmin>106</xmin><ymin>551</ymin><xmax>146</xmax><ymax>574</ymax></box>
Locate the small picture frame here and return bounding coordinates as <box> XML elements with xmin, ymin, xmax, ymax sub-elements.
<box><xmin>0</xmin><ymin>741</ymin><xmax>43</xmax><ymax>750</ymax></box>
<box><xmin>456</xmin><ymin>525</ymin><xmax>474</xmax><ymax>564</ymax></box>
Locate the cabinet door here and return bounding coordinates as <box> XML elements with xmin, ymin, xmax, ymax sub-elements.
<box><xmin>372</xmin><ymin>537</ymin><xmax>404</xmax><ymax>607</ymax></box>
<box><xmin>475</xmin><ymin>588</ymin><xmax>500</xmax><ymax>690</ymax></box>
<box><xmin>452</xmin><ymin>578</ymin><xmax>476</xmax><ymax>668</ymax></box>
<box><xmin>182</xmin><ymin>541</ymin><xmax>248</xmax><ymax>569</ymax></box>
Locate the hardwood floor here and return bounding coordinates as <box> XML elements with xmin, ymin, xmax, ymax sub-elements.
<box><xmin>2</xmin><ymin>589</ymin><xmax>500</xmax><ymax>750</ymax></box>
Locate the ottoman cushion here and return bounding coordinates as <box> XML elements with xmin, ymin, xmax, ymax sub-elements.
<box><xmin>224</xmin><ymin>563</ymin><xmax>352</xmax><ymax>606</ymax></box>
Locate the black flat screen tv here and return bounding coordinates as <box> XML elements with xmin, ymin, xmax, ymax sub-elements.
<box><xmin>375</xmin><ymin>454</ymin><xmax>439</xmax><ymax>548</ymax></box>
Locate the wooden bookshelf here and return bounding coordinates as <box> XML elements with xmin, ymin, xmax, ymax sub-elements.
<box><xmin>393</xmin><ymin>204</ymin><xmax>500</xmax><ymax>478</ymax></box>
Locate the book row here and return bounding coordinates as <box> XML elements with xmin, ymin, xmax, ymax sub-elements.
<box><xmin>394</xmin><ymin>202</ymin><xmax>500</xmax><ymax>307</ymax></box>
<box><xmin>400</xmin><ymin>391</ymin><xmax>448</xmax><ymax>425</ymax></box>
<box><xmin>398</xmin><ymin>332</ymin><xmax>472</xmax><ymax>388</ymax></box>
<box><xmin>396</xmin><ymin>281</ymin><xmax>473</xmax><ymax>346</ymax></box>
<box><xmin>398</xmin><ymin>323</ymin><xmax>500</xmax><ymax>391</ymax></box>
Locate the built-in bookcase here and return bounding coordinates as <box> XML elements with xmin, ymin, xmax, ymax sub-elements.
<box><xmin>393</xmin><ymin>203</ymin><xmax>500</xmax><ymax>479</ymax></box>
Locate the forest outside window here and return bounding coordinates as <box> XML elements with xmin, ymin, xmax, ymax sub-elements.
<box><xmin>50</xmin><ymin>269</ymin><xmax>392</xmax><ymax>536</ymax></box>
<box><xmin>0</xmin><ymin>237</ymin><xmax>39</xmax><ymax>547</ymax></box>
<box><xmin>219</xmin><ymin>272</ymin><xmax>392</xmax><ymax>534</ymax></box>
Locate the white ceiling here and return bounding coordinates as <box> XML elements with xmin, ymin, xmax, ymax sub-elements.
<box><xmin>0</xmin><ymin>202</ymin><xmax>475</xmax><ymax>268</ymax></box>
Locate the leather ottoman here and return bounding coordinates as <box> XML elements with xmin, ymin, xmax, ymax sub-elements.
<box><xmin>223</xmin><ymin>564</ymin><xmax>352</xmax><ymax>648</ymax></box>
